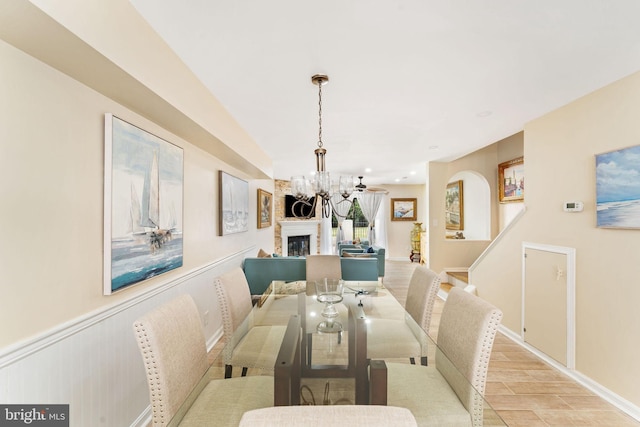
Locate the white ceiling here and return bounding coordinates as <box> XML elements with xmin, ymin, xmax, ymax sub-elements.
<box><xmin>130</xmin><ymin>0</ymin><xmax>640</xmax><ymax>186</ymax></box>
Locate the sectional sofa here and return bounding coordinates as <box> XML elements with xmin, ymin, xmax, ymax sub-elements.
<box><xmin>242</xmin><ymin>256</ymin><xmax>379</xmax><ymax>295</ymax></box>
<box><xmin>337</xmin><ymin>242</ymin><xmax>386</xmax><ymax>279</ymax></box>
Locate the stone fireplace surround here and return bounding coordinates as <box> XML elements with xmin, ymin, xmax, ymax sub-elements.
<box><xmin>274</xmin><ymin>179</ymin><xmax>323</xmax><ymax>256</ymax></box>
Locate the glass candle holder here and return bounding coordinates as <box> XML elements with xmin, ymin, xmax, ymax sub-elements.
<box><xmin>315</xmin><ymin>278</ymin><xmax>344</xmax><ymax>333</ymax></box>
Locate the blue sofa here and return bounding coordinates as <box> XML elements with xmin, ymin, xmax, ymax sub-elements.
<box><xmin>337</xmin><ymin>243</ymin><xmax>386</xmax><ymax>279</ymax></box>
<box><xmin>336</xmin><ymin>240</ymin><xmax>371</xmax><ymax>254</ymax></box>
<box><xmin>242</xmin><ymin>256</ymin><xmax>379</xmax><ymax>295</ymax></box>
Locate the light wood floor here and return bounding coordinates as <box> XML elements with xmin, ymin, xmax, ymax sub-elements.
<box><xmin>383</xmin><ymin>260</ymin><xmax>639</xmax><ymax>427</ymax></box>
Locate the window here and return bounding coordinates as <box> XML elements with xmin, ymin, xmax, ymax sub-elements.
<box><xmin>332</xmin><ymin>198</ymin><xmax>368</xmax><ymax>240</ymax></box>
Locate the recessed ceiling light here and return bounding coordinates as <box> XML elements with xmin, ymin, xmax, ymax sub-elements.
<box><xmin>410</xmin><ymin>171</ymin><xmax>416</xmax><ymax>175</ymax></box>
<box><xmin>428</xmin><ymin>145</ymin><xmax>439</xmax><ymax>150</ymax></box>
<box><xmin>365</xmin><ymin>168</ymin><xmax>372</xmax><ymax>173</ymax></box>
<box><xmin>476</xmin><ymin>110</ymin><xmax>492</xmax><ymax>118</ymax></box>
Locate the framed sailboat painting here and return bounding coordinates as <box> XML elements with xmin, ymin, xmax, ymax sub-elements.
<box><xmin>218</xmin><ymin>171</ymin><xmax>249</xmax><ymax>235</ymax></box>
<box><xmin>104</xmin><ymin>114</ymin><xmax>184</xmax><ymax>295</ymax></box>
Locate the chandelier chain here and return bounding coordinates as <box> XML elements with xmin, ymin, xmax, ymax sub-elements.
<box><xmin>317</xmin><ymin>79</ymin><xmax>323</xmax><ymax>148</ymax></box>
<box><xmin>289</xmin><ymin>73</ymin><xmax>355</xmax><ymax>220</ymax></box>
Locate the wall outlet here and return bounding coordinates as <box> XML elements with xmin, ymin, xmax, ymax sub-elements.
<box><xmin>203</xmin><ymin>310</ymin><xmax>209</xmax><ymax>326</ymax></box>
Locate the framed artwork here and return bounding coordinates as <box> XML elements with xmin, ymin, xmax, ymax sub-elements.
<box><xmin>103</xmin><ymin>114</ymin><xmax>183</xmax><ymax>295</ymax></box>
<box><xmin>219</xmin><ymin>171</ymin><xmax>249</xmax><ymax>235</ymax></box>
<box><xmin>391</xmin><ymin>198</ymin><xmax>417</xmax><ymax>221</ymax></box>
<box><xmin>498</xmin><ymin>156</ymin><xmax>524</xmax><ymax>202</ymax></box>
<box><xmin>257</xmin><ymin>188</ymin><xmax>272</xmax><ymax>229</ymax></box>
<box><xmin>596</xmin><ymin>144</ymin><xmax>640</xmax><ymax>229</ymax></box>
<box><xmin>445</xmin><ymin>180</ymin><xmax>464</xmax><ymax>230</ymax></box>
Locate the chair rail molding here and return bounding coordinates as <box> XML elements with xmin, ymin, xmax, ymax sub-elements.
<box><xmin>0</xmin><ymin>247</ymin><xmax>254</xmax><ymax>426</ymax></box>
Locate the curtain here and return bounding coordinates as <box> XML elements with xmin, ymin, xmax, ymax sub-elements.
<box><xmin>320</xmin><ymin>213</ymin><xmax>332</xmax><ymax>254</ymax></box>
<box><xmin>374</xmin><ymin>196</ymin><xmax>388</xmax><ymax>251</ymax></box>
<box><xmin>330</xmin><ymin>193</ymin><xmax>353</xmax><ymax>252</ymax></box>
<box><xmin>357</xmin><ymin>191</ymin><xmax>384</xmax><ymax>246</ymax></box>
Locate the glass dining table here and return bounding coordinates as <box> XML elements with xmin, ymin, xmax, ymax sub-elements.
<box><xmin>176</xmin><ymin>280</ymin><xmax>506</xmax><ymax>426</ymax></box>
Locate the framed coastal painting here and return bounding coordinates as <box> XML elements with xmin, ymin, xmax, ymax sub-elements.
<box><xmin>498</xmin><ymin>157</ymin><xmax>524</xmax><ymax>202</ymax></box>
<box><xmin>596</xmin><ymin>144</ymin><xmax>640</xmax><ymax>229</ymax></box>
<box><xmin>257</xmin><ymin>188</ymin><xmax>272</xmax><ymax>229</ymax></box>
<box><xmin>219</xmin><ymin>171</ymin><xmax>249</xmax><ymax>235</ymax></box>
<box><xmin>445</xmin><ymin>180</ymin><xmax>464</xmax><ymax>230</ymax></box>
<box><xmin>391</xmin><ymin>198</ymin><xmax>417</xmax><ymax>221</ymax></box>
<box><xmin>104</xmin><ymin>114</ymin><xmax>184</xmax><ymax>295</ymax></box>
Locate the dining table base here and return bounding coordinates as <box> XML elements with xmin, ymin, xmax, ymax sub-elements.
<box><xmin>274</xmin><ymin>295</ymin><xmax>388</xmax><ymax>406</ymax></box>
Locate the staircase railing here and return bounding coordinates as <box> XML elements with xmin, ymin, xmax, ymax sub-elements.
<box><xmin>468</xmin><ymin>206</ymin><xmax>527</xmax><ymax>283</ymax></box>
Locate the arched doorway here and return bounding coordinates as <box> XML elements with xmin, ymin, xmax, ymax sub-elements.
<box><xmin>448</xmin><ymin>171</ymin><xmax>490</xmax><ymax>240</ymax></box>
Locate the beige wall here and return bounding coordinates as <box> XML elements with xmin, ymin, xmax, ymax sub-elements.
<box><xmin>0</xmin><ymin>4</ymin><xmax>274</xmax><ymax>348</ymax></box>
<box><xmin>383</xmin><ymin>184</ymin><xmax>426</xmax><ymax>259</ymax></box>
<box><xmin>473</xmin><ymin>70</ymin><xmax>640</xmax><ymax>407</ymax></box>
<box><xmin>0</xmin><ymin>5</ymin><xmax>274</xmax><ymax>421</ymax></box>
<box><xmin>496</xmin><ymin>133</ymin><xmax>526</xmax><ymax>231</ymax></box>
<box><xmin>428</xmin><ymin>145</ymin><xmax>497</xmax><ymax>273</ymax></box>
<box><xmin>427</xmin><ymin>133</ymin><xmax>524</xmax><ymax>273</ymax></box>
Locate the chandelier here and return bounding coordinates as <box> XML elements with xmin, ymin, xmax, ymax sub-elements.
<box><xmin>290</xmin><ymin>74</ymin><xmax>354</xmax><ymax>218</ymax></box>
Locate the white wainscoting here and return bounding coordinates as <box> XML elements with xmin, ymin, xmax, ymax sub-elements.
<box><xmin>0</xmin><ymin>249</ymin><xmax>252</xmax><ymax>427</ymax></box>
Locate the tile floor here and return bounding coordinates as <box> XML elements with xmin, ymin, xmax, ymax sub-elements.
<box><xmin>383</xmin><ymin>260</ymin><xmax>640</xmax><ymax>427</ymax></box>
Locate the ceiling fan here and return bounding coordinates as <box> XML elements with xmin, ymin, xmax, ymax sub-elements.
<box><xmin>353</xmin><ymin>176</ymin><xmax>389</xmax><ymax>194</ymax></box>
<box><xmin>355</xmin><ymin>176</ymin><xmax>367</xmax><ymax>192</ymax></box>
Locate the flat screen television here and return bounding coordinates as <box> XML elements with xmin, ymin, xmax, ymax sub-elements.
<box><xmin>285</xmin><ymin>195</ymin><xmax>316</xmax><ymax>218</ymax></box>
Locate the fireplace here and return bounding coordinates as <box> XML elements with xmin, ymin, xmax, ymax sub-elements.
<box><xmin>279</xmin><ymin>220</ymin><xmax>320</xmax><ymax>256</ymax></box>
<box><xmin>288</xmin><ymin>235</ymin><xmax>310</xmax><ymax>256</ymax></box>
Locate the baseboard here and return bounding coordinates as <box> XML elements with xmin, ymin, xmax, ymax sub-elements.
<box><xmin>130</xmin><ymin>407</ymin><xmax>151</xmax><ymax>427</ymax></box>
<box><xmin>435</xmin><ymin>301</ymin><xmax>640</xmax><ymax>422</ymax></box>
<box><xmin>498</xmin><ymin>325</ymin><xmax>640</xmax><ymax>423</ymax></box>
<box><xmin>207</xmin><ymin>327</ymin><xmax>224</xmax><ymax>352</ymax></box>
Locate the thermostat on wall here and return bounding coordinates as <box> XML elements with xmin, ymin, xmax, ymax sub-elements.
<box><xmin>563</xmin><ymin>201</ymin><xmax>584</xmax><ymax>212</ymax></box>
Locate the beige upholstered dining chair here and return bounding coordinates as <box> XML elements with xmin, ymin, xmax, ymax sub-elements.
<box><xmin>239</xmin><ymin>405</ymin><xmax>418</xmax><ymax>426</ymax></box>
<box><xmin>305</xmin><ymin>255</ymin><xmax>342</xmax><ymax>296</ymax></box>
<box><xmin>214</xmin><ymin>267</ymin><xmax>287</xmax><ymax>378</ymax></box>
<box><xmin>384</xmin><ymin>287</ymin><xmax>503</xmax><ymax>426</ymax></box>
<box><xmin>404</xmin><ymin>265</ymin><xmax>441</xmax><ymax>335</ymax></box>
<box><xmin>132</xmin><ymin>294</ymin><xmax>273</xmax><ymax>427</ymax></box>
<box><xmin>367</xmin><ymin>265</ymin><xmax>440</xmax><ymax>365</ymax></box>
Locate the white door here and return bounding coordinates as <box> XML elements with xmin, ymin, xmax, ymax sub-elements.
<box><xmin>523</xmin><ymin>244</ymin><xmax>575</xmax><ymax>368</ymax></box>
